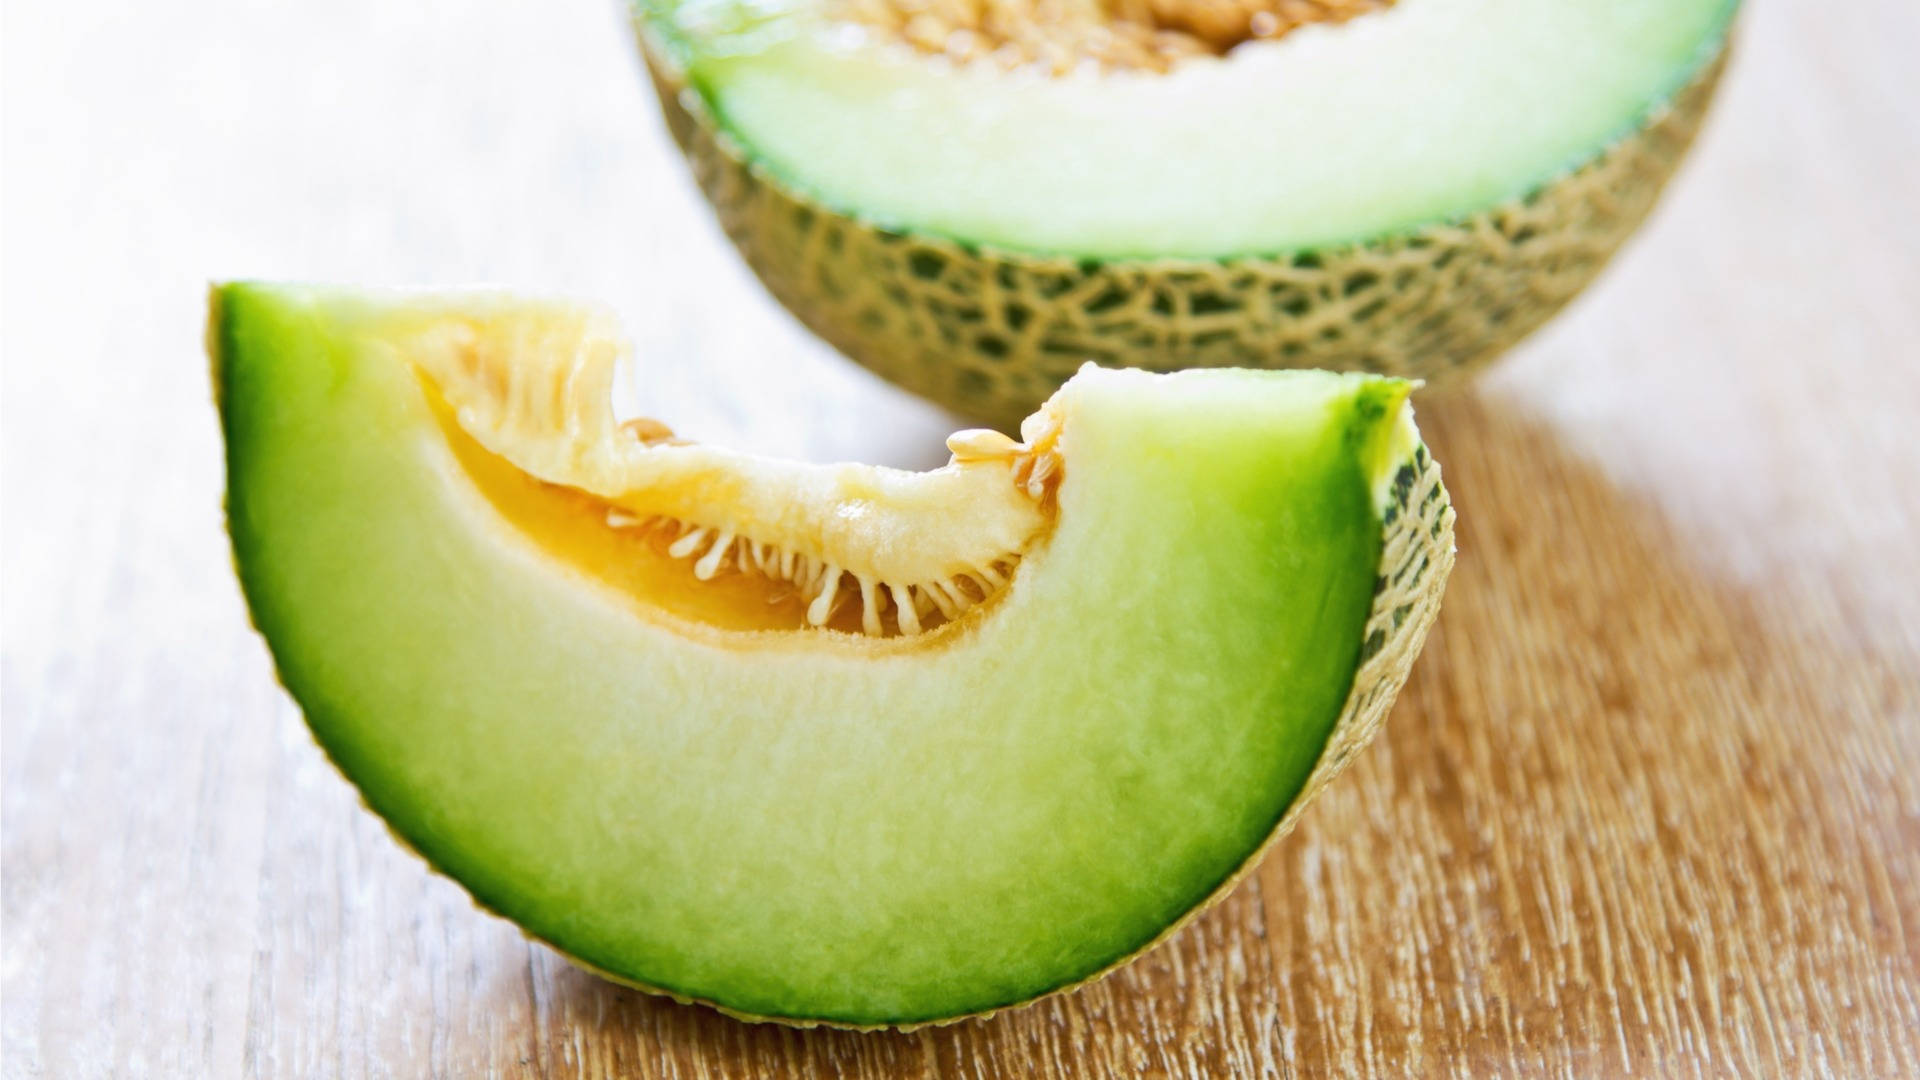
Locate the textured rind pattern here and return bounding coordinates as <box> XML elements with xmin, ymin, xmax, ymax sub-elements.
<box><xmin>642</xmin><ymin>37</ymin><xmax>1725</xmax><ymax>429</ymax></box>
<box><xmin>551</xmin><ymin>437</ymin><xmax>1455</xmax><ymax>1030</ymax></box>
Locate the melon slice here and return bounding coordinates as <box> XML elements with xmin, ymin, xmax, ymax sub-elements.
<box><xmin>213</xmin><ymin>282</ymin><xmax>1454</xmax><ymax>1027</ymax></box>
<box><xmin>633</xmin><ymin>0</ymin><xmax>1737</xmax><ymax>426</ymax></box>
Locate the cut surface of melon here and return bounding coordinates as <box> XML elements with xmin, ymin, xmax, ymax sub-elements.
<box><xmin>214</xmin><ymin>283</ymin><xmax>1453</xmax><ymax>1025</ymax></box>
<box><xmin>645</xmin><ymin>0</ymin><xmax>1734</xmax><ymax>256</ymax></box>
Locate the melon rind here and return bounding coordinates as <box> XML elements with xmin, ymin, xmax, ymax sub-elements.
<box><xmin>635</xmin><ymin>24</ymin><xmax>1728</xmax><ymax>430</ymax></box>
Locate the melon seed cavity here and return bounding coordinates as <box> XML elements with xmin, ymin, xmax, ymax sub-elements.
<box><xmin>829</xmin><ymin>0</ymin><xmax>1397</xmax><ymax>74</ymax></box>
<box><xmin>594</xmin><ymin>417</ymin><xmax>1062</xmax><ymax>636</ymax></box>
<box><xmin>409</xmin><ymin>311</ymin><xmax>1063</xmax><ymax>639</ymax></box>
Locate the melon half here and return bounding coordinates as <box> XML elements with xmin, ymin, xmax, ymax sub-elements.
<box><xmin>633</xmin><ymin>0</ymin><xmax>1737</xmax><ymax>427</ymax></box>
<box><xmin>213</xmin><ymin>283</ymin><xmax>1454</xmax><ymax>1027</ymax></box>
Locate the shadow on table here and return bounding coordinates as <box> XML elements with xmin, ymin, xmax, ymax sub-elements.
<box><xmin>530</xmin><ymin>387</ymin><xmax>1917</xmax><ymax>1078</ymax></box>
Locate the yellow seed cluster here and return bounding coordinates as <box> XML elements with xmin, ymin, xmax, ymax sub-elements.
<box><xmin>608</xmin><ymin>508</ymin><xmax>1024</xmax><ymax>636</ymax></box>
<box><xmin>830</xmin><ymin>0</ymin><xmax>1394</xmax><ymax>73</ymax></box>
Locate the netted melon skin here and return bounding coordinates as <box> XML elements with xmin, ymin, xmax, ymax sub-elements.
<box><xmin>640</xmin><ymin>38</ymin><xmax>1726</xmax><ymax>429</ymax></box>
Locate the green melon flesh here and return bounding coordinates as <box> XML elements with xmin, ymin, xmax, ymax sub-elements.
<box><xmin>214</xmin><ymin>282</ymin><xmax>1451</xmax><ymax>1026</ymax></box>
<box><xmin>645</xmin><ymin>0</ymin><xmax>1735</xmax><ymax>257</ymax></box>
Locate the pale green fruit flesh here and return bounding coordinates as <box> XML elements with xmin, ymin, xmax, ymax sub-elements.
<box><xmin>214</xmin><ymin>282</ymin><xmax>1448</xmax><ymax>1026</ymax></box>
<box><xmin>645</xmin><ymin>0</ymin><xmax>1735</xmax><ymax>257</ymax></box>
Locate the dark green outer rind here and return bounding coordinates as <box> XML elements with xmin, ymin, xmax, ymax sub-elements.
<box><xmin>212</xmin><ymin>288</ymin><xmax>1454</xmax><ymax>1029</ymax></box>
<box><xmin>636</xmin><ymin>20</ymin><xmax>1731</xmax><ymax>430</ymax></box>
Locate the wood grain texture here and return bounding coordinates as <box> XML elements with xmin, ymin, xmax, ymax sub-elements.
<box><xmin>3</xmin><ymin>0</ymin><xmax>1917</xmax><ymax>1076</ymax></box>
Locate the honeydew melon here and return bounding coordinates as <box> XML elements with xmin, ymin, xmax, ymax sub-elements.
<box><xmin>633</xmin><ymin>0</ymin><xmax>1737</xmax><ymax>427</ymax></box>
<box><xmin>213</xmin><ymin>282</ymin><xmax>1454</xmax><ymax>1027</ymax></box>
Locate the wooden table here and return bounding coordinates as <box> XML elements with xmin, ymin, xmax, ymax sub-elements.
<box><xmin>4</xmin><ymin>0</ymin><xmax>1917</xmax><ymax>1075</ymax></box>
